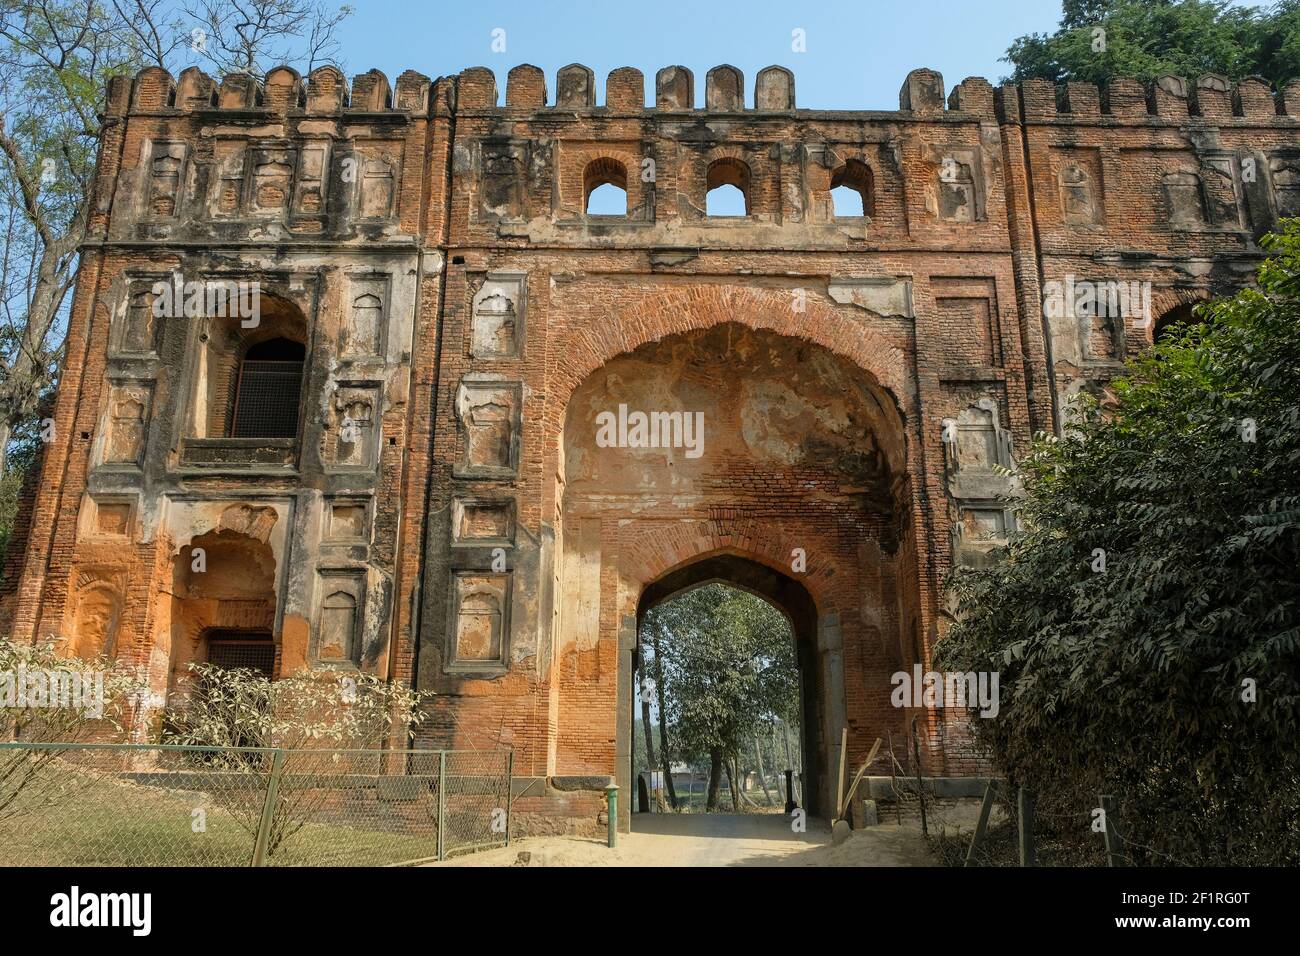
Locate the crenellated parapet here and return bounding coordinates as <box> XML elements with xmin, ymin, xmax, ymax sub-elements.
<box><xmin>115</xmin><ymin>63</ymin><xmax>430</xmax><ymax>116</ymax></box>
<box><xmin>110</xmin><ymin>62</ymin><xmax>996</xmax><ymax>120</ymax></box>
<box><xmin>109</xmin><ymin>61</ymin><xmax>1300</xmax><ymax>126</ymax></box>
<box><xmin>1009</xmin><ymin>73</ymin><xmax>1300</xmax><ymax>122</ymax></box>
<box><xmin>96</xmin><ymin>59</ymin><xmax>1300</xmax><ymax>259</ymax></box>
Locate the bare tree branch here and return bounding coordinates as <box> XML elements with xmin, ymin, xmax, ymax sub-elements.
<box><xmin>0</xmin><ymin>0</ymin><xmax>350</xmax><ymax>474</ymax></box>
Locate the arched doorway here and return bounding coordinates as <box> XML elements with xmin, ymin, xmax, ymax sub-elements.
<box><xmin>166</xmin><ymin>521</ymin><xmax>280</xmax><ymax>696</ymax></box>
<box><xmin>636</xmin><ymin>554</ymin><xmax>820</xmax><ymax>814</ymax></box>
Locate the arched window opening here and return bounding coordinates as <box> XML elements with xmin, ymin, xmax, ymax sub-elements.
<box><xmin>830</xmin><ymin>160</ymin><xmax>874</xmax><ymax>218</ymax></box>
<box><xmin>830</xmin><ymin>186</ymin><xmax>863</xmax><ymax>217</ymax></box>
<box><xmin>584</xmin><ymin>158</ymin><xmax>628</xmax><ymax>216</ymax></box>
<box><xmin>1153</xmin><ymin>301</ymin><xmax>1199</xmax><ymax>343</ymax></box>
<box><xmin>230</xmin><ymin>337</ymin><xmax>306</xmax><ymax>439</ymax></box>
<box><xmin>190</xmin><ymin>290</ymin><xmax>308</xmax><ymax>446</ymax></box>
<box><xmin>706</xmin><ymin>158</ymin><xmax>750</xmax><ymax>217</ymax></box>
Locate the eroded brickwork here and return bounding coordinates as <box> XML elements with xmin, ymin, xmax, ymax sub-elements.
<box><xmin>5</xmin><ymin>59</ymin><xmax>1296</xmax><ymax>831</ymax></box>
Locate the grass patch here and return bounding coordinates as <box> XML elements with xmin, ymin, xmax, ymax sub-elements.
<box><xmin>2</xmin><ymin>768</ymin><xmax>455</xmax><ymax>867</ymax></box>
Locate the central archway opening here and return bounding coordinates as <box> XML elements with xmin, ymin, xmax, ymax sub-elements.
<box><xmin>634</xmin><ymin>558</ymin><xmax>817</xmax><ymax>817</ymax></box>
<box><xmin>554</xmin><ymin>320</ymin><xmax>920</xmax><ymax>829</ymax></box>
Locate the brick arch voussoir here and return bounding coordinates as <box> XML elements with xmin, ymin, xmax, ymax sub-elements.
<box><xmin>552</xmin><ymin>285</ymin><xmax>911</xmax><ymax>422</ymax></box>
<box><xmin>623</xmin><ymin>515</ymin><xmax>842</xmax><ymax>614</ymax></box>
<box><xmin>1147</xmin><ymin>288</ymin><xmax>1215</xmax><ymax>342</ymax></box>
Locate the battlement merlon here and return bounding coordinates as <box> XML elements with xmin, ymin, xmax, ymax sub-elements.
<box><xmin>107</xmin><ymin>63</ymin><xmax>1300</xmax><ymax>125</ymax></box>
<box><xmin>107</xmin><ymin>64</ymin><xmax>443</xmax><ymax>119</ymax></box>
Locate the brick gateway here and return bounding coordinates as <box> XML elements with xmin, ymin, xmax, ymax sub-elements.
<box><xmin>3</xmin><ymin>61</ymin><xmax>1292</xmax><ymax>832</ymax></box>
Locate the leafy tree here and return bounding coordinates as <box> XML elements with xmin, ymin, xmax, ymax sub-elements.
<box><xmin>0</xmin><ymin>462</ymin><xmax>23</xmax><ymax>565</ymax></box>
<box><xmin>936</xmin><ymin>222</ymin><xmax>1300</xmax><ymax>865</ymax></box>
<box><xmin>0</xmin><ymin>410</ymin><xmax>50</xmax><ymax>573</ymax></box>
<box><xmin>644</xmin><ymin>584</ymin><xmax>798</xmax><ymax>811</ymax></box>
<box><xmin>1003</xmin><ymin>0</ymin><xmax>1300</xmax><ymax>88</ymax></box>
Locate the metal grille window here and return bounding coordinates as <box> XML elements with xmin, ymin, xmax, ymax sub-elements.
<box><xmin>207</xmin><ymin>630</ymin><xmax>275</xmax><ymax>676</ymax></box>
<box><xmin>231</xmin><ymin>338</ymin><xmax>305</xmax><ymax>438</ymax></box>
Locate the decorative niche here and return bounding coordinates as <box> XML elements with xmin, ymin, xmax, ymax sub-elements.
<box><xmin>469</xmin><ymin>273</ymin><xmax>526</xmax><ymax>360</ymax></box>
<box><xmin>446</xmin><ymin>571</ymin><xmax>511</xmax><ymax>674</ymax></box>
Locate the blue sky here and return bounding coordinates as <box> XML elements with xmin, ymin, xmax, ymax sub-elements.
<box><xmin>336</xmin><ymin>0</ymin><xmax>1068</xmax><ymax>111</ymax></box>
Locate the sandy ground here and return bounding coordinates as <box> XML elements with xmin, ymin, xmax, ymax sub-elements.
<box><xmin>429</xmin><ymin>811</ymin><xmax>939</xmax><ymax>867</ymax></box>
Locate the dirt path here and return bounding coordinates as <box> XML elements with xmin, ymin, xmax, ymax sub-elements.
<box><xmin>430</xmin><ymin>812</ymin><xmax>937</xmax><ymax>867</ymax></box>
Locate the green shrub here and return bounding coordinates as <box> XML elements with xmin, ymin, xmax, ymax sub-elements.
<box><xmin>937</xmin><ymin>224</ymin><xmax>1300</xmax><ymax>865</ymax></box>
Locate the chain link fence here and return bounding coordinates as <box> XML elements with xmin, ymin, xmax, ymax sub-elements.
<box><xmin>879</xmin><ymin>725</ymin><xmax>1101</xmax><ymax>867</ymax></box>
<box><xmin>0</xmin><ymin>743</ymin><xmax>512</xmax><ymax>866</ymax></box>
<box><xmin>927</xmin><ymin>783</ymin><xmax>1189</xmax><ymax>867</ymax></box>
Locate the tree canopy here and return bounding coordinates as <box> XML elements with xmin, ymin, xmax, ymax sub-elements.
<box><xmin>1004</xmin><ymin>0</ymin><xmax>1300</xmax><ymax>88</ymax></box>
<box><xmin>642</xmin><ymin>583</ymin><xmax>798</xmax><ymax>808</ymax></box>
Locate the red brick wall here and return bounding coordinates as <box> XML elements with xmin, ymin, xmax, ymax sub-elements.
<box><xmin>9</xmin><ymin>63</ymin><xmax>1294</xmax><ymax>827</ymax></box>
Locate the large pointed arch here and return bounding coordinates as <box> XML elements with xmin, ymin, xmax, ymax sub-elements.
<box><xmin>546</xmin><ymin>283</ymin><xmax>914</xmax><ymax>451</ymax></box>
<box><xmin>552</xmin><ymin>317</ymin><xmax>919</xmax><ymax>823</ymax></box>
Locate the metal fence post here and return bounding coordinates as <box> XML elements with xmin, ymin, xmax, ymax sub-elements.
<box><xmin>1018</xmin><ymin>787</ymin><xmax>1036</xmax><ymax>867</ymax></box>
<box><xmin>910</xmin><ymin>716</ymin><xmax>928</xmax><ymax>838</ymax></box>
<box><xmin>504</xmin><ymin>750</ymin><xmax>513</xmax><ymax>848</ymax></box>
<box><xmin>1101</xmin><ymin>794</ymin><xmax>1125</xmax><ymax>867</ymax></box>
<box><xmin>964</xmin><ymin>779</ymin><xmax>998</xmax><ymax>867</ymax></box>
<box><xmin>251</xmin><ymin>749</ymin><xmax>285</xmax><ymax>867</ymax></box>
<box><xmin>605</xmin><ymin>785</ymin><xmax>618</xmax><ymax>849</ymax></box>
<box><xmin>436</xmin><ymin>750</ymin><xmax>446</xmax><ymax>862</ymax></box>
